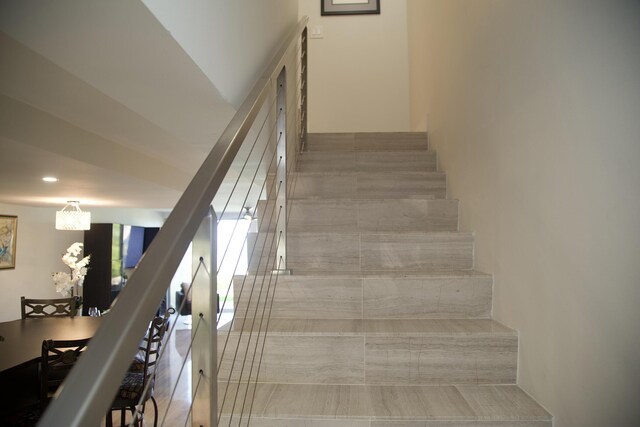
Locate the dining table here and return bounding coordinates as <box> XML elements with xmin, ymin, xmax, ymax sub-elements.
<box><xmin>0</xmin><ymin>316</ymin><xmax>103</xmax><ymax>373</ymax></box>
<box><xmin>0</xmin><ymin>316</ymin><xmax>103</xmax><ymax>420</ymax></box>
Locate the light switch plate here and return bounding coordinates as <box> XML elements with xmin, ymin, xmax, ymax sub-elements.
<box><xmin>309</xmin><ymin>26</ymin><xmax>324</xmax><ymax>39</ymax></box>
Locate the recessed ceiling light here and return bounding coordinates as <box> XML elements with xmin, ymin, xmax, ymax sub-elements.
<box><xmin>42</xmin><ymin>176</ymin><xmax>59</xmax><ymax>182</ymax></box>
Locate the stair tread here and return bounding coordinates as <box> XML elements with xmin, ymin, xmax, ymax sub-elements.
<box><xmin>290</xmin><ymin>194</ymin><xmax>439</xmax><ymax>200</ymax></box>
<box><xmin>290</xmin><ymin>171</ymin><xmax>445</xmax><ymax>176</ymax></box>
<box><xmin>237</xmin><ymin>269</ymin><xmax>491</xmax><ymax>279</ymax></box>
<box><xmin>300</xmin><ymin>149</ymin><xmax>437</xmax><ymax>155</ymax></box>
<box><xmin>287</xmin><ymin>197</ymin><xmax>460</xmax><ymax>203</ymax></box>
<box><xmin>220</xmin><ymin>383</ymin><xmax>552</xmax><ymax>422</ymax></box>
<box><xmin>251</xmin><ymin>231</ymin><xmax>472</xmax><ymax>236</ymax></box>
<box><xmin>221</xmin><ymin>318</ymin><xmax>514</xmax><ymax>336</ymax></box>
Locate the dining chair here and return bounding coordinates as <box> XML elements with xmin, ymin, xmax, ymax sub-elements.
<box><xmin>40</xmin><ymin>338</ymin><xmax>89</xmax><ymax>411</ymax></box>
<box><xmin>21</xmin><ymin>296</ymin><xmax>76</xmax><ymax>319</ymax></box>
<box><xmin>106</xmin><ymin>311</ymin><xmax>171</xmax><ymax>427</ymax></box>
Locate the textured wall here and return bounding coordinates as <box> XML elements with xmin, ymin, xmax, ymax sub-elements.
<box><xmin>408</xmin><ymin>0</ymin><xmax>640</xmax><ymax>425</ymax></box>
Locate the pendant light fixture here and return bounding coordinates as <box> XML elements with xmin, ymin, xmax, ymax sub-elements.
<box><xmin>55</xmin><ymin>201</ymin><xmax>91</xmax><ymax>230</ymax></box>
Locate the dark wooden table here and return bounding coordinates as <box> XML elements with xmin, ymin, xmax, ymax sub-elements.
<box><xmin>0</xmin><ymin>316</ymin><xmax>102</xmax><ymax>373</ymax></box>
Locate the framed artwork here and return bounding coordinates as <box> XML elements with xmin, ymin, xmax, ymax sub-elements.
<box><xmin>321</xmin><ymin>0</ymin><xmax>380</xmax><ymax>16</ymax></box>
<box><xmin>0</xmin><ymin>215</ymin><xmax>18</xmax><ymax>269</ymax></box>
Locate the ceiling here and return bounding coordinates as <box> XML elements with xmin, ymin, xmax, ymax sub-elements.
<box><xmin>0</xmin><ymin>0</ymin><xmax>237</xmax><ymax>210</ymax></box>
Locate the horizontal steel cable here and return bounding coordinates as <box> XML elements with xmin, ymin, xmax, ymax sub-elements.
<box><xmin>159</xmin><ymin>313</ymin><xmax>204</xmax><ymax>427</ymax></box>
<box><xmin>246</xmin><ymin>252</ymin><xmax>283</xmax><ymax>425</ymax></box>
<box><xmin>238</xmin><ymin>231</ymin><xmax>284</xmax><ymax>423</ymax></box>
<box><xmin>216</xmin><ymin>149</ymin><xmax>281</xmax><ymax>323</ymax></box>
<box><xmin>228</xmin><ymin>208</ymin><xmax>283</xmax><ymax>424</ymax></box>
<box><xmin>216</xmin><ymin>100</ymin><xmax>279</xmax><ymax>274</ymax></box>
<box><xmin>217</xmin><ymin>185</ymin><xmax>283</xmax><ymax>422</ymax></box>
<box><xmin>216</xmin><ymin>97</ymin><xmax>277</xmax><ymax>225</ymax></box>
<box><xmin>218</xmin><ymin>143</ymin><xmax>282</xmax><ymax>332</ymax></box>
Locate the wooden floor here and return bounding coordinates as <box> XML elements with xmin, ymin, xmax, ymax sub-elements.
<box><xmin>153</xmin><ymin>328</ymin><xmax>192</xmax><ymax>426</ymax></box>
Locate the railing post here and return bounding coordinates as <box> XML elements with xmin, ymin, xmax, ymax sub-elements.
<box><xmin>191</xmin><ymin>207</ymin><xmax>217</xmax><ymax>427</ymax></box>
<box><xmin>300</xmin><ymin>27</ymin><xmax>308</xmax><ymax>152</ymax></box>
<box><xmin>275</xmin><ymin>68</ymin><xmax>291</xmax><ymax>274</ymax></box>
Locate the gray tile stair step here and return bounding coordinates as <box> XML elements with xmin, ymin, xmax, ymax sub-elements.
<box><xmin>268</xmin><ymin>171</ymin><xmax>447</xmax><ymax>200</ymax></box>
<box><xmin>219</xmin><ymin>131</ymin><xmax>552</xmax><ymax>424</ymax></box>
<box><xmin>240</xmin><ymin>269</ymin><xmax>490</xmax><ymax>278</ymax></box>
<box><xmin>232</xmin><ymin>271</ymin><xmax>492</xmax><ymax>319</ymax></box>
<box><xmin>297</xmin><ymin>150</ymin><xmax>437</xmax><ymax>173</ymax></box>
<box><xmin>256</xmin><ymin>198</ymin><xmax>458</xmax><ymax>233</ymax></box>
<box><xmin>306</xmin><ymin>132</ymin><xmax>429</xmax><ymax>152</ymax></box>
<box><xmin>221</xmin><ymin>318</ymin><xmax>513</xmax><ymax>336</ymax></box>
<box><xmin>247</xmin><ymin>231</ymin><xmax>474</xmax><ymax>272</ymax></box>
<box><xmin>218</xmin><ymin>383</ymin><xmax>551</xmax><ymax>425</ymax></box>
<box><xmin>218</xmin><ymin>319</ymin><xmax>517</xmax><ymax>385</ymax></box>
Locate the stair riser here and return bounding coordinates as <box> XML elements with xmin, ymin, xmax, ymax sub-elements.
<box><xmin>297</xmin><ymin>151</ymin><xmax>437</xmax><ymax>173</ymax></box>
<box><xmin>233</xmin><ymin>275</ymin><xmax>492</xmax><ymax>319</ymax></box>
<box><xmin>369</xmin><ymin>423</ymin><xmax>552</xmax><ymax>427</ymax></box>
<box><xmin>233</xmin><ymin>276</ymin><xmax>362</xmax><ymax>319</ymax></box>
<box><xmin>218</xmin><ymin>333</ymin><xmax>517</xmax><ymax>385</ymax></box>
<box><xmin>247</xmin><ymin>232</ymin><xmax>474</xmax><ymax>272</ymax></box>
<box><xmin>276</xmin><ymin>173</ymin><xmax>446</xmax><ymax>200</ymax></box>
<box><xmin>365</xmin><ymin>334</ymin><xmax>517</xmax><ymax>385</ymax></box>
<box><xmin>218</xmin><ymin>419</ymin><xmax>551</xmax><ymax>427</ymax></box>
<box><xmin>306</xmin><ymin>132</ymin><xmax>428</xmax><ymax>152</ymax></box>
<box><xmin>217</xmin><ymin>417</ymin><xmax>371</xmax><ymax>427</ymax></box>
<box><xmin>363</xmin><ymin>276</ymin><xmax>492</xmax><ymax>319</ymax></box>
<box><xmin>256</xmin><ymin>199</ymin><xmax>458</xmax><ymax>233</ymax></box>
<box><xmin>218</xmin><ymin>334</ymin><xmax>364</xmax><ymax>385</ymax></box>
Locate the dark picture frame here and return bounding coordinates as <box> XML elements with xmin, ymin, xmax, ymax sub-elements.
<box><xmin>0</xmin><ymin>215</ymin><xmax>18</xmax><ymax>269</ymax></box>
<box><xmin>321</xmin><ymin>0</ymin><xmax>380</xmax><ymax>16</ymax></box>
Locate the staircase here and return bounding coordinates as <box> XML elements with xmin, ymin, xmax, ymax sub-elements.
<box><xmin>219</xmin><ymin>133</ymin><xmax>552</xmax><ymax>426</ymax></box>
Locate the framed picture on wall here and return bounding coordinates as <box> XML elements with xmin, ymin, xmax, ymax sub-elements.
<box><xmin>0</xmin><ymin>215</ymin><xmax>18</xmax><ymax>269</ymax></box>
<box><xmin>321</xmin><ymin>0</ymin><xmax>381</xmax><ymax>16</ymax></box>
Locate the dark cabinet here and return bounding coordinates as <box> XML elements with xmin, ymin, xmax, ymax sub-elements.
<box><xmin>82</xmin><ymin>224</ymin><xmax>159</xmax><ymax>315</ymax></box>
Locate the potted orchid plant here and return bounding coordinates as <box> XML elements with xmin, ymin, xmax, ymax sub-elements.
<box><xmin>52</xmin><ymin>242</ymin><xmax>91</xmax><ymax>313</ymax></box>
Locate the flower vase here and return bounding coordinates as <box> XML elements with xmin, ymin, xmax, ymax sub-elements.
<box><xmin>70</xmin><ymin>285</ymin><xmax>83</xmax><ymax>316</ymax></box>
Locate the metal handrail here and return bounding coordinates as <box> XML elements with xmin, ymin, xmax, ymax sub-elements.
<box><xmin>38</xmin><ymin>16</ymin><xmax>309</xmax><ymax>427</ymax></box>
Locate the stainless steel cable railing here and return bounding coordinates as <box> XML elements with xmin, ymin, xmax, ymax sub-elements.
<box><xmin>37</xmin><ymin>18</ymin><xmax>308</xmax><ymax>427</ymax></box>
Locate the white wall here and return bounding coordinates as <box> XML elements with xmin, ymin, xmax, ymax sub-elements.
<box><xmin>406</xmin><ymin>0</ymin><xmax>429</xmax><ymax>132</ymax></box>
<box><xmin>0</xmin><ymin>203</ymin><xmax>171</xmax><ymax>321</ymax></box>
<box><xmin>299</xmin><ymin>0</ymin><xmax>411</xmax><ymax>132</ymax></box>
<box><xmin>0</xmin><ymin>203</ymin><xmax>82</xmax><ymax>321</ymax></box>
<box><xmin>408</xmin><ymin>1</ymin><xmax>640</xmax><ymax>425</ymax></box>
<box><xmin>143</xmin><ymin>0</ymin><xmax>299</xmax><ymax>107</ymax></box>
